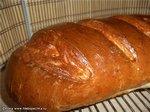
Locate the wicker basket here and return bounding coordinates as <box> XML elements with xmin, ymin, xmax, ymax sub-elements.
<box><xmin>1</xmin><ymin>0</ymin><xmax>150</xmax><ymax>67</ymax></box>
<box><xmin>0</xmin><ymin>0</ymin><xmax>150</xmax><ymax>112</ymax></box>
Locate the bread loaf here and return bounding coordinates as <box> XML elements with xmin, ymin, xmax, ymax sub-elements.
<box><xmin>6</xmin><ymin>15</ymin><xmax>150</xmax><ymax>112</ymax></box>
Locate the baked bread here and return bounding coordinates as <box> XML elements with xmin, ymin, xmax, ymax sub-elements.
<box><xmin>6</xmin><ymin>15</ymin><xmax>150</xmax><ymax>112</ymax></box>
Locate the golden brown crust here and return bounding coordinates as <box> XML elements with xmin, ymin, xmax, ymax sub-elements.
<box><xmin>113</xmin><ymin>15</ymin><xmax>150</xmax><ymax>38</ymax></box>
<box><xmin>79</xmin><ymin>19</ymin><xmax>137</xmax><ymax>61</ymax></box>
<box><xmin>6</xmin><ymin>15</ymin><xmax>150</xmax><ymax>112</ymax></box>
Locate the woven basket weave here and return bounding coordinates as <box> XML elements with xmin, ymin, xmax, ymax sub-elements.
<box><xmin>0</xmin><ymin>0</ymin><xmax>150</xmax><ymax>67</ymax></box>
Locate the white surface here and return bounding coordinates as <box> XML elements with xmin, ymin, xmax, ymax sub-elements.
<box><xmin>0</xmin><ymin>71</ymin><xmax>15</xmax><ymax>112</ymax></box>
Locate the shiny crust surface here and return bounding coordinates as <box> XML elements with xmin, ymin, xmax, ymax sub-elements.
<box><xmin>6</xmin><ymin>15</ymin><xmax>150</xmax><ymax>112</ymax></box>
<box><xmin>113</xmin><ymin>15</ymin><xmax>150</xmax><ymax>38</ymax></box>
